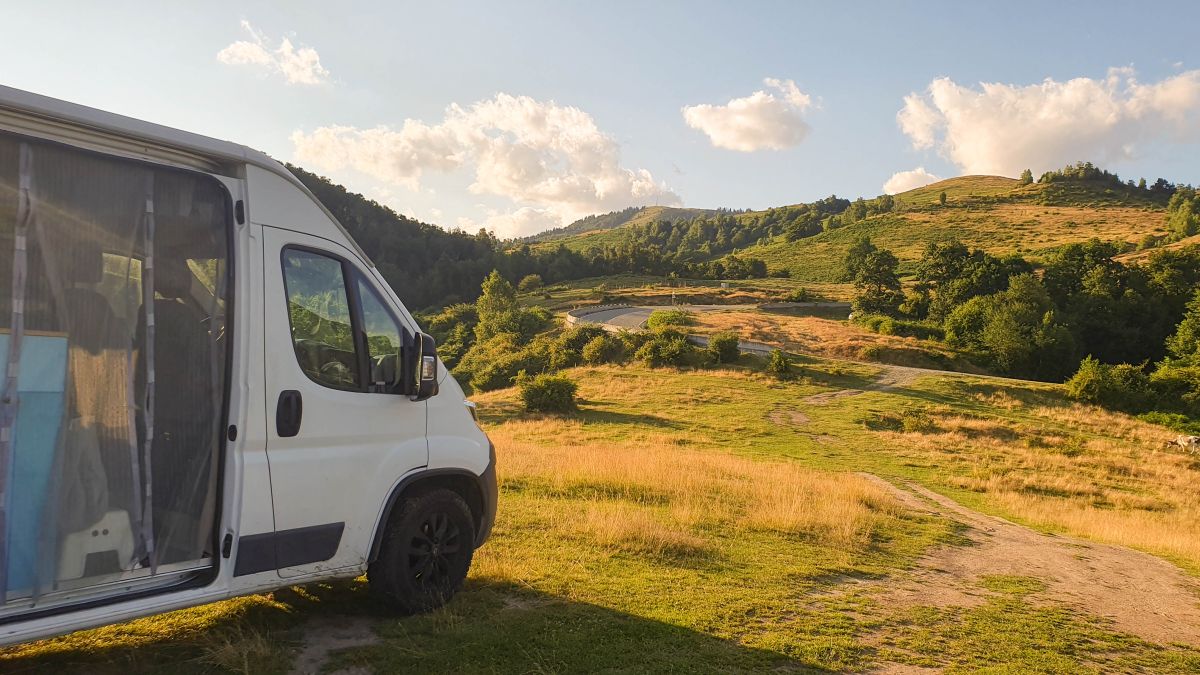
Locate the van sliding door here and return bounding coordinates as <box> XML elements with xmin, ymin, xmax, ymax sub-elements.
<box><xmin>0</xmin><ymin>131</ymin><xmax>232</xmax><ymax>615</ymax></box>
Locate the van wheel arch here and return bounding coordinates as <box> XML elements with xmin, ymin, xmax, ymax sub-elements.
<box><xmin>369</xmin><ymin>470</ymin><xmax>483</xmax><ymax>564</ymax></box>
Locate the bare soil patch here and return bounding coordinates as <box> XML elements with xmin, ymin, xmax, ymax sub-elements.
<box><xmin>288</xmin><ymin>616</ymin><xmax>379</xmax><ymax>675</ymax></box>
<box><xmin>766</xmin><ymin>406</ymin><xmax>810</xmax><ymax>426</ymax></box>
<box><xmin>802</xmin><ymin>365</ymin><xmax>929</xmax><ymax>406</ymax></box>
<box><xmin>859</xmin><ymin>474</ymin><xmax>1200</xmax><ymax>645</ymax></box>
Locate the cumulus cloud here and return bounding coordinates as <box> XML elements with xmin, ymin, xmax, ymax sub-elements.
<box><xmin>292</xmin><ymin>93</ymin><xmax>680</xmax><ymax>237</ymax></box>
<box><xmin>883</xmin><ymin>167</ymin><xmax>941</xmax><ymax>194</ymax></box>
<box><xmin>898</xmin><ymin>68</ymin><xmax>1200</xmax><ymax>176</ymax></box>
<box><xmin>682</xmin><ymin>78</ymin><xmax>813</xmax><ymax>151</ymax></box>
<box><xmin>217</xmin><ymin>21</ymin><xmax>329</xmax><ymax>85</ymax></box>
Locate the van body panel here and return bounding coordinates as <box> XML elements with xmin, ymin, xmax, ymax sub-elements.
<box><xmin>245</xmin><ymin>166</ymin><xmax>358</xmax><ymax>252</ymax></box>
<box><xmin>230</xmin><ymin>216</ymin><xmax>274</xmax><ymax>540</ymax></box>
<box><xmin>259</xmin><ymin>226</ymin><xmax>429</xmax><ymax>577</ymax></box>
<box><xmin>426</xmin><ymin>375</ymin><xmax>491</xmax><ymax>475</ymax></box>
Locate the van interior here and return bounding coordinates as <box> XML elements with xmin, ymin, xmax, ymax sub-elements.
<box><xmin>0</xmin><ymin>131</ymin><xmax>231</xmax><ymax>617</ymax></box>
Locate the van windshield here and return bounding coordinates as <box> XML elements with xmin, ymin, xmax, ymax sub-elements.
<box><xmin>0</xmin><ymin>131</ymin><xmax>231</xmax><ymax>611</ymax></box>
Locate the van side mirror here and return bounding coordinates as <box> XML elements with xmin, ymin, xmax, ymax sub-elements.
<box><xmin>402</xmin><ymin>332</ymin><xmax>439</xmax><ymax>401</ymax></box>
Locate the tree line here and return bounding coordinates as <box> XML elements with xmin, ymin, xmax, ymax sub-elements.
<box><xmin>291</xmin><ymin>165</ymin><xmax>770</xmax><ymax>310</ymax></box>
<box><xmin>844</xmin><ymin>235</ymin><xmax>1200</xmax><ymax>426</ymax></box>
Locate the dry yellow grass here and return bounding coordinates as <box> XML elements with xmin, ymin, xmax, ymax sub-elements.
<box><xmin>484</xmin><ymin>417</ymin><xmax>901</xmax><ymax>557</ymax></box>
<box><xmin>877</xmin><ymin>397</ymin><xmax>1200</xmax><ymax>567</ymax></box>
<box><xmin>691</xmin><ymin>310</ymin><xmax>982</xmax><ymax>372</ymax></box>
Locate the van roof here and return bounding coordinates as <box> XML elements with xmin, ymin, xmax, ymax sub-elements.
<box><xmin>0</xmin><ymin>84</ymin><xmax>371</xmax><ymax>264</ymax></box>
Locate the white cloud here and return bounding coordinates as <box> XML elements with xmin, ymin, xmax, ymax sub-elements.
<box><xmin>292</xmin><ymin>93</ymin><xmax>680</xmax><ymax>236</ymax></box>
<box><xmin>217</xmin><ymin>21</ymin><xmax>329</xmax><ymax>85</ymax></box>
<box><xmin>682</xmin><ymin>78</ymin><xmax>813</xmax><ymax>151</ymax></box>
<box><xmin>898</xmin><ymin>68</ymin><xmax>1200</xmax><ymax>177</ymax></box>
<box><xmin>883</xmin><ymin>167</ymin><xmax>941</xmax><ymax>194</ymax></box>
<box><xmin>480</xmin><ymin>207</ymin><xmax>563</xmax><ymax>239</ymax></box>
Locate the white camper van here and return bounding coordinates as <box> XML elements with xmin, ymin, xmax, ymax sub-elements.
<box><xmin>0</xmin><ymin>86</ymin><xmax>496</xmax><ymax>645</ymax></box>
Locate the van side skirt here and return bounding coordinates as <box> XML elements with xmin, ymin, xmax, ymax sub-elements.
<box><xmin>233</xmin><ymin>523</ymin><xmax>345</xmax><ymax>576</ymax></box>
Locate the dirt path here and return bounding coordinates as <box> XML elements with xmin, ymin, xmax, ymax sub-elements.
<box><xmin>858</xmin><ymin>474</ymin><xmax>1200</xmax><ymax>646</ymax></box>
<box><xmin>801</xmin><ymin>364</ymin><xmax>927</xmax><ymax>405</ymax></box>
<box><xmin>288</xmin><ymin>616</ymin><xmax>379</xmax><ymax>675</ymax></box>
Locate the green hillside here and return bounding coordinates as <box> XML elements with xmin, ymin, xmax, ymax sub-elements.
<box><xmin>524</xmin><ymin>168</ymin><xmax>1176</xmax><ymax>284</ymax></box>
<box><xmin>526</xmin><ymin>205</ymin><xmax>718</xmax><ymax>247</ymax></box>
<box><xmin>753</xmin><ymin>176</ymin><xmax>1171</xmax><ymax>281</ymax></box>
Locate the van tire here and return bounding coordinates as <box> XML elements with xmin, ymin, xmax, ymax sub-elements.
<box><xmin>368</xmin><ymin>488</ymin><xmax>476</xmax><ymax>613</ymax></box>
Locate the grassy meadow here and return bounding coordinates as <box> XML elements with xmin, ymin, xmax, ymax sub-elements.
<box><xmin>689</xmin><ymin>308</ymin><xmax>985</xmax><ymax>373</ymax></box>
<box><xmin>5</xmin><ymin>355</ymin><xmax>1199</xmax><ymax>673</ymax></box>
<box><xmin>754</xmin><ymin>202</ymin><xmax>1169</xmax><ymax>282</ymax></box>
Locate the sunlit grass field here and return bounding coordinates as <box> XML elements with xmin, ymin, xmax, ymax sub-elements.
<box><xmin>4</xmin><ymin>359</ymin><xmax>1199</xmax><ymax>672</ymax></box>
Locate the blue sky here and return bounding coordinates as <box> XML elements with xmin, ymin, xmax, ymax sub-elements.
<box><xmin>3</xmin><ymin>2</ymin><xmax>1199</xmax><ymax>236</ymax></box>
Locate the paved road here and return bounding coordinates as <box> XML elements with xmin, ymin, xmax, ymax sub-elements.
<box><xmin>579</xmin><ymin>304</ymin><xmax>758</xmax><ymax>329</ymax></box>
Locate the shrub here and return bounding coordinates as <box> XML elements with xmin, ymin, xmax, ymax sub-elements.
<box><xmin>635</xmin><ymin>328</ymin><xmax>700</xmax><ymax>367</ymax></box>
<box><xmin>782</xmin><ymin>288</ymin><xmax>809</xmax><ymax>302</ymax></box>
<box><xmin>517</xmin><ymin>274</ymin><xmax>544</xmax><ymax>292</ymax></box>
<box><xmin>453</xmin><ymin>333</ymin><xmax>551</xmax><ymax>392</ymax></box>
<box><xmin>646</xmin><ymin>309</ymin><xmax>695</xmax><ymax>330</ymax></box>
<box><xmin>1149</xmin><ymin>364</ymin><xmax>1200</xmax><ymax>417</ymax></box>
<box><xmin>581</xmin><ymin>334</ymin><xmax>624</xmax><ymax>365</ymax></box>
<box><xmin>548</xmin><ymin>323</ymin><xmax>607</xmax><ymax>369</ymax></box>
<box><xmin>707</xmin><ymin>331</ymin><xmax>741</xmax><ymax>364</ymax></box>
<box><xmin>1065</xmin><ymin>357</ymin><xmax>1153</xmax><ymax>412</ymax></box>
<box><xmin>518</xmin><ymin>372</ymin><xmax>578</xmax><ymax>414</ymax></box>
<box><xmin>767</xmin><ymin>349</ymin><xmax>792</xmax><ymax>379</ymax></box>
<box><xmin>1137</xmin><ymin>411</ymin><xmax>1200</xmax><ymax>435</ymax></box>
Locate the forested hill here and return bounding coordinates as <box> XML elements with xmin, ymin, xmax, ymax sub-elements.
<box><xmin>524</xmin><ymin>205</ymin><xmax>722</xmax><ymax>243</ymax></box>
<box><xmin>288</xmin><ymin>165</ymin><xmax>763</xmax><ymax>310</ymax></box>
<box><xmin>289</xmin><ymin>161</ymin><xmax>1197</xmax><ymax>310</ymax></box>
<box><xmin>289</xmin><ymin>164</ymin><xmax>503</xmax><ymax>310</ymax></box>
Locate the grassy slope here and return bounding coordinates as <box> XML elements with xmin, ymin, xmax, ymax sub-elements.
<box><xmin>6</xmin><ymin>359</ymin><xmax>1199</xmax><ymax>673</ymax></box>
<box><xmin>755</xmin><ymin>179</ymin><xmax>1169</xmax><ymax>281</ymax></box>
<box><xmin>529</xmin><ymin>175</ymin><xmax>1171</xmax><ymax>282</ymax></box>
<box><xmin>529</xmin><ymin>206</ymin><xmax>716</xmax><ymax>251</ymax></box>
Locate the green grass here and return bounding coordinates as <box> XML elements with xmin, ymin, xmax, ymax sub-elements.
<box><xmin>877</xmin><ymin>575</ymin><xmax>1200</xmax><ymax>674</ymax></box>
<box><xmin>5</xmin><ymin>357</ymin><xmax>1198</xmax><ymax>672</ymax></box>
<box><xmin>530</xmin><ymin>176</ymin><xmax>1171</xmax><ymax>285</ymax></box>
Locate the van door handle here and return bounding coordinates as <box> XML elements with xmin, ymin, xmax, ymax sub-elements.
<box><xmin>276</xmin><ymin>390</ymin><xmax>303</xmax><ymax>438</ymax></box>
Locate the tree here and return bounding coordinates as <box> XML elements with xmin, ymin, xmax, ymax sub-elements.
<box><xmin>840</xmin><ymin>236</ymin><xmax>877</xmax><ymax>282</ymax></box>
<box><xmin>1165</xmin><ymin>290</ymin><xmax>1200</xmax><ymax>364</ymax></box>
<box><xmin>1018</xmin><ymin>169</ymin><xmax>1033</xmax><ymax>185</ymax></box>
<box><xmin>1138</xmin><ymin>177</ymin><xmax>1147</xmax><ymax>190</ymax></box>
<box><xmin>517</xmin><ymin>273</ymin><xmax>544</xmax><ymax>292</ymax></box>
<box><xmin>851</xmin><ymin>249</ymin><xmax>904</xmax><ymax>316</ymax></box>
<box><xmin>944</xmin><ymin>274</ymin><xmax>1076</xmax><ymax>380</ymax></box>
<box><xmin>477</xmin><ymin>270</ymin><xmax>516</xmax><ymax>320</ymax></box>
<box><xmin>1166</xmin><ymin>188</ymin><xmax>1199</xmax><ymax>240</ymax></box>
<box><xmin>938</xmin><ymin>191</ymin><xmax>947</xmax><ymax>206</ymax></box>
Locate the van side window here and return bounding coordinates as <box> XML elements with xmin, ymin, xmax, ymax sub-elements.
<box><xmin>357</xmin><ymin>275</ymin><xmax>406</xmax><ymax>391</ymax></box>
<box><xmin>282</xmin><ymin>249</ymin><xmax>360</xmax><ymax>390</ymax></box>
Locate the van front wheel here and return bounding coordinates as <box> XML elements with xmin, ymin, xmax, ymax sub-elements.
<box><xmin>369</xmin><ymin>489</ymin><xmax>476</xmax><ymax>613</ymax></box>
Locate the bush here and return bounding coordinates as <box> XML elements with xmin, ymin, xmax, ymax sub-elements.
<box><xmin>581</xmin><ymin>334</ymin><xmax>625</xmax><ymax>365</ymax></box>
<box><xmin>767</xmin><ymin>349</ymin><xmax>792</xmax><ymax>379</ymax></box>
<box><xmin>646</xmin><ymin>309</ymin><xmax>695</xmax><ymax>330</ymax></box>
<box><xmin>1137</xmin><ymin>411</ymin><xmax>1200</xmax><ymax>435</ymax></box>
<box><xmin>1065</xmin><ymin>357</ymin><xmax>1153</xmax><ymax>412</ymax></box>
<box><xmin>518</xmin><ymin>372</ymin><xmax>578</xmax><ymax>414</ymax></box>
<box><xmin>453</xmin><ymin>333</ymin><xmax>551</xmax><ymax>392</ymax></box>
<box><xmin>707</xmin><ymin>331</ymin><xmax>741</xmax><ymax>363</ymax></box>
<box><xmin>1149</xmin><ymin>364</ymin><xmax>1200</xmax><ymax>417</ymax></box>
<box><xmin>517</xmin><ymin>274</ymin><xmax>543</xmax><ymax>292</ymax></box>
<box><xmin>635</xmin><ymin>328</ymin><xmax>700</xmax><ymax>367</ymax></box>
<box><xmin>548</xmin><ymin>323</ymin><xmax>608</xmax><ymax>369</ymax></box>
<box><xmin>782</xmin><ymin>288</ymin><xmax>809</xmax><ymax>302</ymax></box>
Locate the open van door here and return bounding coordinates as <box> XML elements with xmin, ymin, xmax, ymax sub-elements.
<box><xmin>258</xmin><ymin>226</ymin><xmax>428</xmax><ymax>578</ymax></box>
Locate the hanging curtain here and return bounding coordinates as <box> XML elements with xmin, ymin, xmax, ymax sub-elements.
<box><xmin>0</xmin><ymin>131</ymin><xmax>230</xmax><ymax>608</ymax></box>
